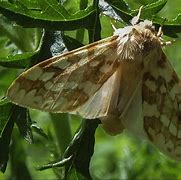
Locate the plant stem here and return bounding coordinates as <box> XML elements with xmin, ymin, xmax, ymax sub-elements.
<box><xmin>50</xmin><ymin>113</ymin><xmax>72</xmax><ymax>154</ymax></box>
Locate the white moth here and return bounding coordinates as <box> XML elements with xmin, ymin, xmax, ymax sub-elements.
<box><xmin>7</xmin><ymin>8</ymin><xmax>181</xmax><ymax>161</ymax></box>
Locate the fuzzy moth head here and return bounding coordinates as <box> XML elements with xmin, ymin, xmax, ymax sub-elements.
<box><xmin>114</xmin><ymin>20</ymin><xmax>162</xmax><ymax>61</ymax></box>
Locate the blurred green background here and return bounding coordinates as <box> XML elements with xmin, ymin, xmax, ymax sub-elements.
<box><xmin>1</xmin><ymin>0</ymin><xmax>181</xmax><ymax>179</ymax></box>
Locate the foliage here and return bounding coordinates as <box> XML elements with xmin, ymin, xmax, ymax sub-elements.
<box><xmin>0</xmin><ymin>0</ymin><xmax>181</xmax><ymax>179</ymax></box>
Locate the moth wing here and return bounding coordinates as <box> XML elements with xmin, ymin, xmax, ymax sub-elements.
<box><xmin>142</xmin><ymin>51</ymin><xmax>181</xmax><ymax>160</ymax></box>
<box><xmin>74</xmin><ymin>52</ymin><xmax>146</xmax><ymax>133</ymax></box>
<box><xmin>7</xmin><ymin>36</ymin><xmax>120</xmax><ymax>114</ymax></box>
<box><xmin>112</xmin><ymin>58</ymin><xmax>144</xmax><ymax>135</ymax></box>
<box><xmin>72</xmin><ymin>65</ymin><xmax>122</xmax><ymax>119</ymax></box>
<box><xmin>120</xmin><ymin>82</ymin><xmax>144</xmax><ymax>135</ymax></box>
<box><xmin>74</xmin><ymin>57</ymin><xmax>145</xmax><ymax>133</ymax></box>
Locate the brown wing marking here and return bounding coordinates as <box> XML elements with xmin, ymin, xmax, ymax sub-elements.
<box><xmin>143</xmin><ymin>51</ymin><xmax>181</xmax><ymax>160</ymax></box>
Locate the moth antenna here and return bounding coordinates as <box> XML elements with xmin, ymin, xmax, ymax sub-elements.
<box><xmin>131</xmin><ymin>6</ymin><xmax>143</xmax><ymax>25</ymax></box>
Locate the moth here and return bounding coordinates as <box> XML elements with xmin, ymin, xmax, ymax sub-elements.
<box><xmin>6</xmin><ymin>8</ymin><xmax>181</xmax><ymax>161</ymax></box>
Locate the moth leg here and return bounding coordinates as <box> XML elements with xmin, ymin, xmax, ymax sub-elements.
<box><xmin>161</xmin><ymin>40</ymin><xmax>174</xmax><ymax>46</ymax></box>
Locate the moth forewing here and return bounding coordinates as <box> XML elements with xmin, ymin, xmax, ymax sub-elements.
<box><xmin>7</xmin><ymin>35</ymin><xmax>121</xmax><ymax>114</ymax></box>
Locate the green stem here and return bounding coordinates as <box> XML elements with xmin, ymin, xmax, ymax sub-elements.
<box><xmin>50</xmin><ymin>113</ymin><xmax>72</xmax><ymax>154</ymax></box>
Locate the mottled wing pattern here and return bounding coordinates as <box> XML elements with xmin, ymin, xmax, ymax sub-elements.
<box><xmin>7</xmin><ymin>36</ymin><xmax>120</xmax><ymax>113</ymax></box>
<box><xmin>142</xmin><ymin>51</ymin><xmax>181</xmax><ymax>160</ymax></box>
<box><xmin>75</xmin><ymin>65</ymin><xmax>122</xmax><ymax>119</ymax></box>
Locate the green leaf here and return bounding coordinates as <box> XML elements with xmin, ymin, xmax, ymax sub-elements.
<box><xmin>0</xmin><ymin>36</ymin><xmax>15</xmax><ymax>57</ymax></box>
<box><xmin>0</xmin><ymin>51</ymin><xmax>39</xmax><ymax>68</ymax></box>
<box><xmin>50</xmin><ymin>113</ymin><xmax>72</xmax><ymax>154</ymax></box>
<box><xmin>0</xmin><ymin>1</ymin><xmax>96</xmax><ymax>30</ymax></box>
<box><xmin>105</xmin><ymin>0</ymin><xmax>130</xmax><ymax>12</ymax></box>
<box><xmin>0</xmin><ymin>99</ymin><xmax>15</xmax><ymax>172</ymax></box>
<box><xmin>105</xmin><ymin>0</ymin><xmax>132</xmax><ymax>24</ymax></box>
<box><xmin>0</xmin><ymin>99</ymin><xmax>33</xmax><ymax>172</ymax></box>
<box><xmin>64</xmin><ymin>119</ymin><xmax>100</xmax><ymax>179</ymax></box>
<box><xmin>0</xmin><ymin>29</ymin><xmax>43</xmax><ymax>68</ymax></box>
<box><xmin>36</xmin><ymin>119</ymin><xmax>100</xmax><ymax>179</ymax></box>
<box><xmin>134</xmin><ymin>0</ymin><xmax>162</xmax><ymax>5</ymax></box>
<box><xmin>0</xmin><ymin>17</ymin><xmax>41</xmax><ymax>52</ymax></box>
<box><xmin>88</xmin><ymin>0</ymin><xmax>101</xmax><ymax>43</ymax></box>
<box><xmin>0</xmin><ymin>17</ymin><xmax>43</xmax><ymax>68</ymax></box>
<box><xmin>9</xmin><ymin>130</ymin><xmax>32</xmax><ymax>180</ymax></box>
<box><xmin>14</xmin><ymin>106</ymin><xmax>33</xmax><ymax>144</ymax></box>
<box><xmin>153</xmin><ymin>14</ymin><xmax>181</xmax><ymax>37</ymax></box>
<box><xmin>166</xmin><ymin>13</ymin><xmax>181</xmax><ymax>25</ymax></box>
<box><xmin>80</xmin><ymin>0</ymin><xmax>89</xmax><ymax>10</ymax></box>
<box><xmin>132</xmin><ymin>0</ymin><xmax>168</xmax><ymax>18</ymax></box>
<box><xmin>105</xmin><ymin>0</ymin><xmax>167</xmax><ymax>24</ymax></box>
<box><xmin>62</xmin><ymin>35</ymin><xmax>84</xmax><ymax>51</ymax></box>
<box><xmin>0</xmin><ymin>69</ymin><xmax>18</xmax><ymax>98</ymax></box>
<box><xmin>0</xmin><ymin>99</ymin><xmax>13</xmax><ymax>137</ymax></box>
